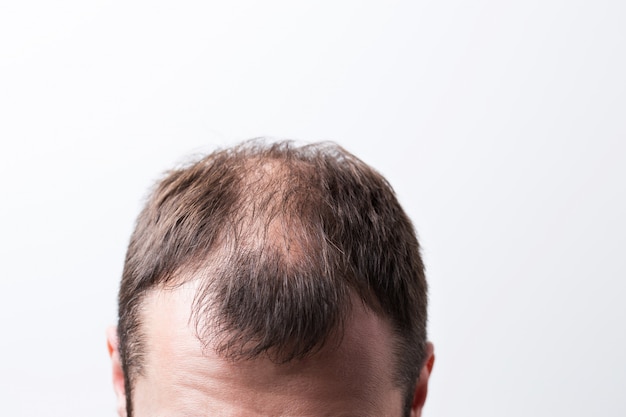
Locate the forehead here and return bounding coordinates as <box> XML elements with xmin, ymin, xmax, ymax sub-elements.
<box><xmin>133</xmin><ymin>281</ymin><xmax>403</xmax><ymax>417</ymax></box>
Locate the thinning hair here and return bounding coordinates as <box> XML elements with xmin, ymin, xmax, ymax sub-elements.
<box><xmin>118</xmin><ymin>140</ymin><xmax>427</xmax><ymax>416</ymax></box>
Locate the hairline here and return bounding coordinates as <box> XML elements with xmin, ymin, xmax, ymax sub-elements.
<box><xmin>129</xmin><ymin>268</ymin><xmax>420</xmax><ymax>393</ymax></box>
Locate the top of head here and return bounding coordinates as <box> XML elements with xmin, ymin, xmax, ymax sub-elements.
<box><xmin>117</xmin><ymin>139</ymin><xmax>427</xmax><ymax>409</ymax></box>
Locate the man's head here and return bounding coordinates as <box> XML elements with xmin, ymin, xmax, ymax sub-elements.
<box><xmin>108</xmin><ymin>140</ymin><xmax>434</xmax><ymax>417</ymax></box>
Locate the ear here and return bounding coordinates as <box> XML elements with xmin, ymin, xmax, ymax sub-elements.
<box><xmin>409</xmin><ymin>342</ymin><xmax>435</xmax><ymax>417</ymax></box>
<box><xmin>107</xmin><ymin>326</ymin><xmax>128</xmax><ymax>417</ymax></box>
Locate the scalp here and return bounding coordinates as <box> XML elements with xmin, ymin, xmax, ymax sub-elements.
<box><xmin>118</xmin><ymin>139</ymin><xmax>428</xmax><ymax>416</ymax></box>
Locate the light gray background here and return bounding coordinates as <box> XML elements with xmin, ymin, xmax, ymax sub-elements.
<box><xmin>1</xmin><ymin>1</ymin><xmax>624</xmax><ymax>416</ymax></box>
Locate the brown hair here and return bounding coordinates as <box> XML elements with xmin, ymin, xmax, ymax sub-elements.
<box><xmin>118</xmin><ymin>140</ymin><xmax>428</xmax><ymax>416</ymax></box>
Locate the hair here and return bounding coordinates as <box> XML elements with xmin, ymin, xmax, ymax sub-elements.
<box><xmin>117</xmin><ymin>139</ymin><xmax>428</xmax><ymax>416</ymax></box>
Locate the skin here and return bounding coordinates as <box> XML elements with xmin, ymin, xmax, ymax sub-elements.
<box><xmin>107</xmin><ymin>281</ymin><xmax>434</xmax><ymax>417</ymax></box>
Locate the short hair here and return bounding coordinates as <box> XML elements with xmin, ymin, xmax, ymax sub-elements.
<box><xmin>117</xmin><ymin>140</ymin><xmax>428</xmax><ymax>416</ymax></box>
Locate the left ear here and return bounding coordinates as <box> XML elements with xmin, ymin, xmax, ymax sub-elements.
<box><xmin>409</xmin><ymin>342</ymin><xmax>435</xmax><ymax>417</ymax></box>
<box><xmin>106</xmin><ymin>326</ymin><xmax>128</xmax><ymax>417</ymax></box>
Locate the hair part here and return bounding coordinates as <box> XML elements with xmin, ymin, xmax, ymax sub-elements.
<box><xmin>117</xmin><ymin>139</ymin><xmax>427</xmax><ymax>416</ymax></box>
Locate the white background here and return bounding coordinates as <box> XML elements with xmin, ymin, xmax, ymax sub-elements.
<box><xmin>1</xmin><ymin>1</ymin><xmax>625</xmax><ymax>416</ymax></box>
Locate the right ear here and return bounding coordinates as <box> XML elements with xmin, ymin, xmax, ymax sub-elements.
<box><xmin>106</xmin><ymin>326</ymin><xmax>127</xmax><ymax>417</ymax></box>
<box><xmin>409</xmin><ymin>342</ymin><xmax>435</xmax><ymax>417</ymax></box>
